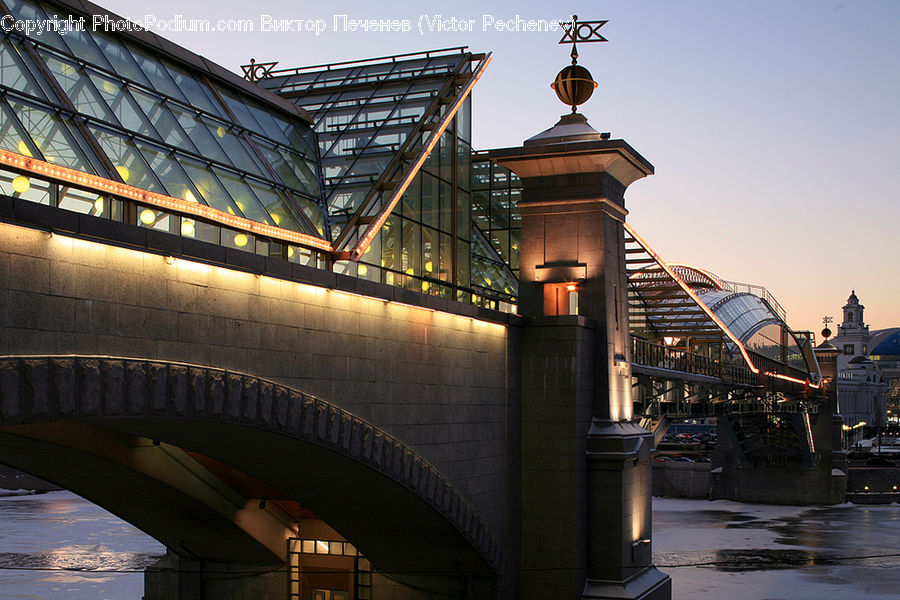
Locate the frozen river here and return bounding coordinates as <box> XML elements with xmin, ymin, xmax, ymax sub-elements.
<box><xmin>0</xmin><ymin>491</ymin><xmax>163</xmax><ymax>599</ymax></box>
<box><xmin>653</xmin><ymin>497</ymin><xmax>900</xmax><ymax>599</ymax></box>
<box><xmin>1</xmin><ymin>491</ymin><xmax>899</xmax><ymax>599</ymax></box>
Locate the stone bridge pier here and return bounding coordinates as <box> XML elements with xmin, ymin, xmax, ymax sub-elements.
<box><xmin>493</xmin><ymin>113</ymin><xmax>671</xmax><ymax>600</ymax></box>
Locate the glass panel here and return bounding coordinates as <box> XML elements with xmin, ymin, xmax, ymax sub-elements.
<box><xmin>439</xmin><ymin>178</ymin><xmax>452</xmax><ymax>233</ymax></box>
<box><xmin>207</xmin><ymin>124</ymin><xmax>266</xmax><ymax>177</ymax></box>
<box><xmin>168</xmin><ymin>104</ymin><xmax>231</xmax><ymax>165</ymax></box>
<box><xmin>87</xmin><ymin>72</ymin><xmax>147</xmax><ymax>133</ymax></box>
<box><xmin>301</xmin><ymin>540</ymin><xmax>315</xmax><ymax>554</ymax></box>
<box><xmin>401</xmin><ymin>175</ymin><xmax>420</xmax><ymax>222</ymax></box>
<box><xmin>439</xmin><ymin>233</ymin><xmax>452</xmax><ymax>282</ymax></box>
<box><xmin>439</xmin><ymin>131</ymin><xmax>453</xmax><ymax>183</ymax></box>
<box><xmin>180</xmin><ymin>156</ymin><xmax>241</xmax><ymax>215</ymax></box>
<box><xmin>163</xmin><ymin>61</ymin><xmax>224</xmax><ymax>118</ymax></box>
<box><xmin>58</xmin><ymin>188</ymin><xmax>106</xmax><ymax>215</ymax></box>
<box><xmin>51</xmin><ymin>22</ymin><xmax>113</xmax><ymax>72</ymax></box>
<box><xmin>130</xmin><ymin>88</ymin><xmax>195</xmax><ymax>151</ymax></box>
<box><xmin>456</xmin><ymin>95</ymin><xmax>471</xmax><ymax>143</ymax></box>
<box><xmin>8</xmin><ymin>98</ymin><xmax>97</xmax><ymax>172</ymax></box>
<box><xmin>222</xmin><ymin>227</ymin><xmax>253</xmax><ymax>251</ymax></box>
<box><xmin>91</xmin><ymin>126</ymin><xmax>164</xmax><ymax>192</ymax></box>
<box><xmin>41</xmin><ymin>51</ymin><xmax>117</xmax><ymax>124</ymax></box>
<box><xmin>401</xmin><ymin>218</ymin><xmax>420</xmax><ymax>277</ymax></box>
<box><xmin>135</xmin><ymin>142</ymin><xmax>199</xmax><ymax>202</ymax></box>
<box><xmin>247</xmin><ymin>179</ymin><xmax>303</xmax><ymax>232</ymax></box>
<box><xmin>457</xmin><ymin>190</ymin><xmax>470</xmax><ymax>241</ymax></box>
<box><xmin>457</xmin><ymin>139</ymin><xmax>471</xmax><ymax>191</ymax></box>
<box><xmin>422</xmin><ymin>226</ymin><xmax>436</xmax><ymax>279</ymax></box>
<box><xmin>3</xmin><ymin>0</ymin><xmax>68</xmax><ymax>52</ymax></box>
<box><xmin>421</xmin><ymin>172</ymin><xmax>438</xmax><ymax>228</ymax></box>
<box><xmin>0</xmin><ymin>168</ymin><xmax>51</xmax><ymax>205</ymax></box>
<box><xmin>213</xmin><ymin>166</ymin><xmax>272</xmax><ymax>224</ymax></box>
<box><xmin>93</xmin><ymin>33</ymin><xmax>152</xmax><ymax>87</ymax></box>
<box><xmin>137</xmin><ymin>206</ymin><xmax>176</xmax><ymax>233</ymax></box>
<box><xmin>0</xmin><ymin>36</ymin><xmax>47</xmax><ymax>99</ymax></box>
<box><xmin>291</xmin><ymin>192</ymin><xmax>325</xmax><ymax>236</ymax></box>
<box><xmin>125</xmin><ymin>43</ymin><xmax>188</xmax><ymax>103</ymax></box>
<box><xmin>381</xmin><ymin>215</ymin><xmax>398</xmax><ymax>274</ymax></box>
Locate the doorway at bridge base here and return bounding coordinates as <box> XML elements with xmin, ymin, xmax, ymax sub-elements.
<box><xmin>143</xmin><ymin>551</ymin><xmax>285</xmax><ymax>600</ymax></box>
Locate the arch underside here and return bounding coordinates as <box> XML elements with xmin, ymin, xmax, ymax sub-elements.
<box><xmin>0</xmin><ymin>355</ymin><xmax>499</xmax><ymax>577</ymax></box>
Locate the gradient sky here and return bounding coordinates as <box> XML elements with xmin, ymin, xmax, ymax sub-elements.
<box><xmin>99</xmin><ymin>0</ymin><xmax>900</xmax><ymax>334</ymax></box>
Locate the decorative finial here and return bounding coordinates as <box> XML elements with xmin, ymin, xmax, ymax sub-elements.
<box><xmin>552</xmin><ymin>15</ymin><xmax>608</xmax><ymax>112</ymax></box>
<box><xmin>822</xmin><ymin>315</ymin><xmax>833</xmax><ymax>340</ymax></box>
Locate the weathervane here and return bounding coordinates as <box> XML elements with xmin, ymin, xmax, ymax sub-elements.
<box><xmin>551</xmin><ymin>15</ymin><xmax>607</xmax><ymax>113</ymax></box>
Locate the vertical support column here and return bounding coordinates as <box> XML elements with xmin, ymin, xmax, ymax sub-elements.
<box><xmin>492</xmin><ymin>115</ymin><xmax>670</xmax><ymax>600</ymax></box>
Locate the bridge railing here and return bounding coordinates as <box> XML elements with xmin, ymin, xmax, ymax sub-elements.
<box><xmin>747</xmin><ymin>350</ymin><xmax>812</xmax><ymax>384</ymax></box>
<box><xmin>630</xmin><ymin>338</ymin><xmax>812</xmax><ymax>390</ymax></box>
<box><xmin>631</xmin><ymin>337</ymin><xmax>723</xmax><ymax>379</ymax></box>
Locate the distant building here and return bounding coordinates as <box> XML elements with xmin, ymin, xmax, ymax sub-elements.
<box><xmin>829</xmin><ymin>291</ymin><xmax>900</xmax><ymax>429</ymax></box>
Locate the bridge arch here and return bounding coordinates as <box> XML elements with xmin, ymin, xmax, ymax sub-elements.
<box><xmin>0</xmin><ymin>355</ymin><xmax>500</xmax><ymax>577</ymax></box>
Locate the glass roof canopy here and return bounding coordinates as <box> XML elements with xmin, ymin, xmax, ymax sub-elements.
<box><xmin>0</xmin><ymin>0</ymin><xmax>327</xmax><ymax>245</ymax></box>
<box><xmin>625</xmin><ymin>229</ymin><xmax>819</xmax><ymax>380</ymax></box>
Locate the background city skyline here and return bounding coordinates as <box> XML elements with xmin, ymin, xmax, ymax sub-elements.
<box><xmin>101</xmin><ymin>0</ymin><xmax>900</xmax><ymax>334</ymax></box>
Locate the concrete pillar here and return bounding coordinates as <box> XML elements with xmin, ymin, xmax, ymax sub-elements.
<box><xmin>492</xmin><ymin>113</ymin><xmax>670</xmax><ymax>600</ymax></box>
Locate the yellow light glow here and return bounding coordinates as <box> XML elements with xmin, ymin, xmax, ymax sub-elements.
<box><xmin>288</xmin><ymin>246</ymin><xmax>295</xmax><ymax>258</ymax></box>
<box><xmin>422</xmin><ymin>281</ymin><xmax>430</xmax><ymax>291</ymax></box>
<box><xmin>216</xmin><ymin>126</ymin><xmax>226</xmax><ymax>138</ymax></box>
<box><xmin>425</xmin><ymin>261</ymin><xmax>433</xmax><ymax>272</ymax></box>
<box><xmin>0</xmin><ymin>148</ymin><xmax>333</xmax><ymax>252</ymax></box>
<box><xmin>184</xmin><ymin>190</ymin><xmax>198</xmax><ymax>203</ymax></box>
<box><xmin>566</xmin><ymin>284</ymin><xmax>576</xmax><ymax>291</ymax></box>
<box><xmin>140</xmin><ymin>209</ymin><xmax>156</xmax><ymax>225</ymax></box>
<box><xmin>233</xmin><ymin>233</ymin><xmax>248</xmax><ymax>247</ymax></box>
<box><xmin>102</xmin><ymin>80</ymin><xmax>118</xmax><ymax>94</ymax></box>
<box><xmin>272</xmin><ymin>213</ymin><xmax>281</xmax><ymax>225</ymax></box>
<box><xmin>12</xmin><ymin>175</ymin><xmax>30</xmax><ymax>193</ymax></box>
<box><xmin>115</xmin><ymin>165</ymin><xmax>130</xmax><ymax>182</ymax></box>
<box><xmin>405</xmin><ymin>268</ymin><xmax>414</xmax><ymax>275</ymax></box>
<box><xmin>235</xmin><ymin>201</ymin><xmax>245</xmax><ymax>212</ymax></box>
<box><xmin>181</xmin><ymin>219</ymin><xmax>195</xmax><ymax>237</ymax></box>
<box><xmin>17</xmin><ymin>140</ymin><xmax>32</xmax><ymax>157</ymax></box>
<box><xmin>358</xmin><ymin>264</ymin><xmax>368</xmax><ymax>276</ymax></box>
<box><xmin>93</xmin><ymin>197</ymin><xmax>104</xmax><ymax>213</ymax></box>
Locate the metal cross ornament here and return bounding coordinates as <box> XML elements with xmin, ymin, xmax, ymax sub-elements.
<box><xmin>558</xmin><ymin>15</ymin><xmax>608</xmax><ymax>64</ymax></box>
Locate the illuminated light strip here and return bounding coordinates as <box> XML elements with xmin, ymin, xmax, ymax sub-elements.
<box><xmin>0</xmin><ymin>148</ymin><xmax>333</xmax><ymax>253</ymax></box>
<box><xmin>804</xmin><ymin>412</ymin><xmax>816</xmax><ymax>454</ymax></box>
<box><xmin>350</xmin><ymin>53</ymin><xmax>492</xmax><ymax>260</ymax></box>
<box><xmin>625</xmin><ymin>223</ymin><xmax>820</xmax><ymax>390</ymax></box>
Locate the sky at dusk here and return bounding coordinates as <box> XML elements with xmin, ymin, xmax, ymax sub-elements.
<box><xmin>98</xmin><ymin>0</ymin><xmax>900</xmax><ymax>334</ymax></box>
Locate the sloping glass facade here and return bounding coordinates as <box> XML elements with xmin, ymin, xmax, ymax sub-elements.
<box><xmin>0</xmin><ymin>0</ymin><xmax>327</xmax><ymax>251</ymax></box>
<box><xmin>257</xmin><ymin>49</ymin><xmax>488</xmax><ymax>302</ymax></box>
